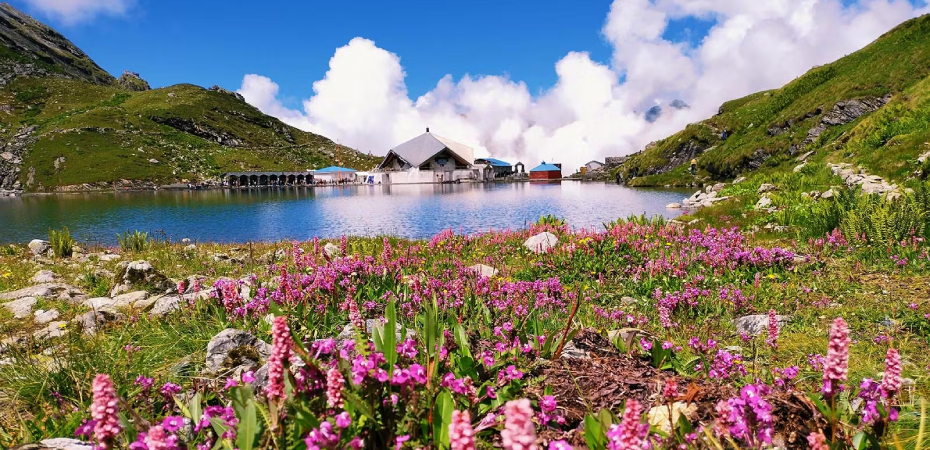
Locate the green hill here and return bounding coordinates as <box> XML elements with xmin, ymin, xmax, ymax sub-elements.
<box><xmin>617</xmin><ymin>13</ymin><xmax>930</xmax><ymax>188</ymax></box>
<box><xmin>0</xmin><ymin>3</ymin><xmax>379</xmax><ymax>193</ymax></box>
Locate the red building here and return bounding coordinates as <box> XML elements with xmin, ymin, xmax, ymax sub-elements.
<box><xmin>529</xmin><ymin>162</ymin><xmax>562</xmax><ymax>180</ymax></box>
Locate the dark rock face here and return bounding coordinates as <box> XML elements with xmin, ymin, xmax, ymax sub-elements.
<box><xmin>803</xmin><ymin>95</ymin><xmax>890</xmax><ymax>146</ymax></box>
<box><xmin>209</xmin><ymin>85</ymin><xmax>246</xmax><ymax>102</ymax></box>
<box><xmin>0</xmin><ymin>125</ymin><xmax>36</xmax><ymax>193</ymax></box>
<box><xmin>0</xmin><ymin>3</ymin><xmax>117</xmax><ymax>87</ymax></box>
<box><xmin>149</xmin><ymin>115</ymin><xmax>242</xmax><ymax>147</ymax></box>
<box><xmin>117</xmin><ymin>70</ymin><xmax>150</xmax><ymax>91</ymax></box>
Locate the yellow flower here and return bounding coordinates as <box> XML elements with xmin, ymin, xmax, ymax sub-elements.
<box><xmin>58</xmin><ymin>323</ymin><xmax>67</xmax><ymax>329</ymax></box>
<box><xmin>1</xmin><ymin>271</ymin><xmax>10</xmax><ymax>278</ymax></box>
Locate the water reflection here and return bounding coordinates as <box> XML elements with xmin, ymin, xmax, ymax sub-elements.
<box><xmin>0</xmin><ymin>182</ymin><xmax>690</xmax><ymax>244</ymax></box>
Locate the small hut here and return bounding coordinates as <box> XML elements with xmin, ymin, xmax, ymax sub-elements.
<box><xmin>314</xmin><ymin>166</ymin><xmax>358</xmax><ymax>183</ymax></box>
<box><xmin>529</xmin><ymin>162</ymin><xmax>562</xmax><ymax>180</ymax></box>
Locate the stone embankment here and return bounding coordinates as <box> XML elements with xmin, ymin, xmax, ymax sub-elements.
<box><xmin>828</xmin><ymin>163</ymin><xmax>902</xmax><ymax>198</ymax></box>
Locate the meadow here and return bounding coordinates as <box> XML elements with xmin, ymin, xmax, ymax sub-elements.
<box><xmin>2</xmin><ymin>166</ymin><xmax>930</xmax><ymax>450</ymax></box>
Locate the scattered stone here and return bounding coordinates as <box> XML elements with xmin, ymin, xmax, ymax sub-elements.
<box><xmin>734</xmin><ymin>314</ymin><xmax>791</xmax><ymax>336</ymax></box>
<box><xmin>711</xmin><ymin>183</ymin><xmax>725</xmax><ymax>192</ymax></box>
<box><xmin>821</xmin><ymin>189</ymin><xmax>834</xmax><ymax>199</ymax></box>
<box><xmin>2</xmin><ymin>296</ymin><xmax>37</xmax><ymax>318</ymax></box>
<box><xmin>467</xmin><ymin>264</ymin><xmax>499</xmax><ymax>278</ymax></box>
<box><xmin>112</xmin><ymin>291</ymin><xmax>149</xmax><ymax>308</ymax></box>
<box><xmin>31</xmin><ymin>270</ymin><xmax>57</xmax><ymax>283</ymax></box>
<box><xmin>879</xmin><ymin>317</ymin><xmax>898</xmax><ymax>328</ymax></box>
<box><xmin>666</xmin><ymin>203</ymin><xmax>681</xmax><ymax>209</ymax></box>
<box><xmin>28</xmin><ymin>239</ymin><xmax>50</xmax><ymax>256</ymax></box>
<box><xmin>204</xmin><ymin>328</ymin><xmax>271</xmax><ymax>376</ymax></box>
<box><xmin>559</xmin><ymin>341</ymin><xmax>589</xmax><ymax>359</ymax></box>
<box><xmin>796</xmin><ymin>151</ymin><xmax>815</xmax><ymax>162</ymax></box>
<box><xmin>110</xmin><ymin>260</ymin><xmax>172</xmax><ymax>296</ymax></box>
<box><xmin>620</xmin><ymin>296</ymin><xmax>638</xmax><ymax>305</ymax></box>
<box><xmin>524</xmin><ymin>232</ymin><xmax>559</xmax><ymax>254</ymax></box>
<box><xmin>34</xmin><ymin>321</ymin><xmax>68</xmax><ymax>341</ymax></box>
<box><xmin>97</xmin><ymin>254</ymin><xmax>121</xmax><ymax>262</ymax></box>
<box><xmin>184</xmin><ymin>244</ymin><xmax>196</xmax><ymax>251</ymax></box>
<box><xmin>793</xmin><ymin>163</ymin><xmax>806</xmax><ymax>173</ymax></box>
<box><xmin>758</xmin><ymin>184</ymin><xmax>777</xmax><ymax>194</ymax></box>
<box><xmin>12</xmin><ymin>438</ymin><xmax>94</xmax><ymax>450</ymax></box>
<box><xmin>181</xmin><ymin>238</ymin><xmax>191</xmax><ymax>244</ymax></box>
<box><xmin>34</xmin><ymin>309</ymin><xmax>59</xmax><ymax>324</ymax></box>
<box><xmin>733</xmin><ymin>176</ymin><xmax>747</xmax><ymax>184</ymax></box>
<box><xmin>323</xmin><ymin>242</ymin><xmax>341</xmax><ymax>258</ymax></box>
<box><xmin>72</xmin><ymin>310</ymin><xmax>122</xmax><ymax>335</ymax></box>
<box><xmin>754</xmin><ymin>196</ymin><xmax>772</xmax><ymax>209</ymax></box>
<box><xmin>151</xmin><ymin>295</ymin><xmax>182</xmax><ymax>316</ymax></box>
<box><xmin>648</xmin><ymin>402</ymin><xmax>698</xmax><ymax>434</ymax></box>
<box><xmin>81</xmin><ymin>297</ymin><xmax>116</xmax><ymax>311</ymax></box>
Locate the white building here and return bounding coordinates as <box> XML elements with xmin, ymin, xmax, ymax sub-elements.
<box><xmin>313</xmin><ymin>166</ymin><xmax>358</xmax><ymax>183</ymax></box>
<box><xmin>375</xmin><ymin>130</ymin><xmax>483</xmax><ymax>184</ymax></box>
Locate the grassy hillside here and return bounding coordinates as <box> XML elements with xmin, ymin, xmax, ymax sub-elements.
<box><xmin>0</xmin><ymin>78</ymin><xmax>380</xmax><ymax>190</ymax></box>
<box><xmin>0</xmin><ymin>3</ymin><xmax>379</xmax><ymax>192</ymax></box>
<box><xmin>619</xmin><ymin>13</ymin><xmax>930</xmax><ymax>187</ymax></box>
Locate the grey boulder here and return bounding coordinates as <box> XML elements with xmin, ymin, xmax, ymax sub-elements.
<box><xmin>734</xmin><ymin>314</ymin><xmax>791</xmax><ymax>336</ymax></box>
<box><xmin>204</xmin><ymin>328</ymin><xmax>271</xmax><ymax>376</ymax></box>
<box><xmin>524</xmin><ymin>232</ymin><xmax>559</xmax><ymax>254</ymax></box>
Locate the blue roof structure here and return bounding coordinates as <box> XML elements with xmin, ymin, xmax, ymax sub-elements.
<box><xmin>314</xmin><ymin>166</ymin><xmax>357</xmax><ymax>173</ymax></box>
<box><xmin>530</xmin><ymin>162</ymin><xmax>561</xmax><ymax>172</ymax></box>
<box><xmin>480</xmin><ymin>157</ymin><xmax>512</xmax><ymax>167</ymax></box>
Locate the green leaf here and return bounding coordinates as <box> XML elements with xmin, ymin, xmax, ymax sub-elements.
<box><xmin>584</xmin><ymin>414</ymin><xmax>606</xmax><ymax>450</ymax></box>
<box><xmin>383</xmin><ymin>297</ymin><xmax>398</xmax><ymax>372</ymax></box>
<box><xmin>230</xmin><ymin>387</ymin><xmax>261</xmax><ymax>450</ymax></box>
<box><xmin>343</xmin><ymin>390</ymin><xmax>375</xmax><ymax>420</ymax></box>
<box><xmin>454</xmin><ymin>324</ymin><xmax>472</xmax><ymax>359</ymax></box>
<box><xmin>433</xmin><ymin>391</ymin><xmax>454</xmax><ymax>448</ymax></box>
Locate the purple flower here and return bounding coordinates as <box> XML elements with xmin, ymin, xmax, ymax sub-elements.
<box><xmin>822</xmin><ymin>317</ymin><xmax>850</xmax><ymax>398</ymax></box>
<box><xmin>161</xmin><ymin>416</ymin><xmax>184</xmax><ymax>433</ymax></box>
<box><xmin>90</xmin><ymin>374</ymin><xmax>121</xmax><ymax>450</ymax></box>
<box><xmin>335</xmin><ymin>411</ymin><xmax>351</xmax><ymax>429</ymax></box>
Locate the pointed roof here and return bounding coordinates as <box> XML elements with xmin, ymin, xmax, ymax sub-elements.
<box><xmin>478</xmin><ymin>157</ymin><xmax>512</xmax><ymax>167</ymax></box>
<box><xmin>379</xmin><ymin>132</ymin><xmax>474</xmax><ymax>169</ymax></box>
<box><xmin>531</xmin><ymin>162</ymin><xmax>561</xmax><ymax>172</ymax></box>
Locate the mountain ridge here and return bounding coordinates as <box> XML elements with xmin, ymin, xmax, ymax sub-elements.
<box><xmin>0</xmin><ymin>3</ymin><xmax>379</xmax><ymax>194</ymax></box>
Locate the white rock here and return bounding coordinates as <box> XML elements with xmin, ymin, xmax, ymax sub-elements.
<box><xmin>82</xmin><ymin>297</ymin><xmax>116</xmax><ymax>310</ymax></box>
<box><xmin>821</xmin><ymin>189</ymin><xmax>834</xmax><ymax>199</ymax></box>
<box><xmin>524</xmin><ymin>232</ymin><xmax>559</xmax><ymax>254</ymax></box>
<box><xmin>31</xmin><ymin>270</ymin><xmax>58</xmax><ymax>284</ymax></box>
<box><xmin>98</xmin><ymin>254</ymin><xmax>121</xmax><ymax>262</ymax></box>
<box><xmin>40</xmin><ymin>438</ymin><xmax>93</xmax><ymax>450</ymax></box>
<box><xmin>793</xmin><ymin>163</ymin><xmax>806</xmax><ymax>173</ymax></box>
<box><xmin>3</xmin><ymin>296</ymin><xmax>37</xmax><ymax>318</ymax></box>
<box><xmin>666</xmin><ymin>203</ymin><xmax>681</xmax><ymax>209</ymax></box>
<box><xmin>755</xmin><ymin>196</ymin><xmax>772</xmax><ymax>209</ymax></box>
<box><xmin>734</xmin><ymin>314</ymin><xmax>792</xmax><ymax>336</ymax></box>
<box><xmin>112</xmin><ymin>291</ymin><xmax>149</xmax><ymax>308</ymax></box>
<box><xmin>28</xmin><ymin>239</ymin><xmax>51</xmax><ymax>256</ymax></box>
<box><xmin>34</xmin><ymin>309</ymin><xmax>60</xmax><ymax>324</ymax></box>
<box><xmin>467</xmin><ymin>264</ymin><xmax>499</xmax><ymax>278</ymax></box>
<box><xmin>648</xmin><ymin>402</ymin><xmax>698</xmax><ymax>434</ymax></box>
<box><xmin>323</xmin><ymin>242</ymin><xmax>341</xmax><ymax>258</ymax></box>
<box><xmin>34</xmin><ymin>321</ymin><xmax>69</xmax><ymax>340</ymax></box>
<box><xmin>151</xmin><ymin>295</ymin><xmax>182</xmax><ymax>316</ymax></box>
<box><xmin>758</xmin><ymin>184</ymin><xmax>776</xmax><ymax>194</ymax></box>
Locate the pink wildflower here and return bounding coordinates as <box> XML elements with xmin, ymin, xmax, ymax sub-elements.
<box><xmin>882</xmin><ymin>348</ymin><xmax>902</xmax><ymax>397</ymax></box>
<box><xmin>326</xmin><ymin>367</ymin><xmax>345</xmax><ymax>408</ymax></box>
<box><xmin>449</xmin><ymin>410</ymin><xmax>476</xmax><ymax>450</ymax></box>
<box><xmin>548</xmin><ymin>441</ymin><xmax>573</xmax><ymax>450</ymax></box>
<box><xmin>90</xmin><ymin>374</ymin><xmax>121</xmax><ymax>450</ymax></box>
<box><xmin>348</xmin><ymin>296</ymin><xmax>364</xmax><ymax>330</ymax></box>
<box><xmin>806</xmin><ymin>431</ymin><xmax>829</xmax><ymax>450</ymax></box>
<box><xmin>766</xmin><ymin>309</ymin><xmax>778</xmax><ymax>349</ymax></box>
<box><xmin>143</xmin><ymin>425</ymin><xmax>177</xmax><ymax>450</ymax></box>
<box><xmin>607</xmin><ymin>399</ymin><xmax>647</xmax><ymax>450</ymax></box>
<box><xmin>501</xmin><ymin>398</ymin><xmax>537</xmax><ymax>450</ymax></box>
<box><xmin>267</xmin><ymin>316</ymin><xmax>293</xmax><ymax>402</ymax></box>
<box><xmin>822</xmin><ymin>317</ymin><xmax>850</xmax><ymax>398</ymax></box>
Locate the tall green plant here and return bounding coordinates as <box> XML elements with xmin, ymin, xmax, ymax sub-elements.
<box><xmin>48</xmin><ymin>227</ymin><xmax>73</xmax><ymax>258</ymax></box>
<box><xmin>117</xmin><ymin>230</ymin><xmax>150</xmax><ymax>253</ymax></box>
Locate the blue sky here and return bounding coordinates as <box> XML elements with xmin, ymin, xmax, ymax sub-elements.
<box><xmin>10</xmin><ymin>0</ymin><xmax>616</xmax><ymax>102</ymax></box>
<box><xmin>8</xmin><ymin>0</ymin><xmax>725</xmax><ymax>106</ymax></box>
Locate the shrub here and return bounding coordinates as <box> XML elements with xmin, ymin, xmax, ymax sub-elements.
<box><xmin>48</xmin><ymin>227</ymin><xmax>74</xmax><ymax>258</ymax></box>
<box><xmin>117</xmin><ymin>230</ymin><xmax>150</xmax><ymax>253</ymax></box>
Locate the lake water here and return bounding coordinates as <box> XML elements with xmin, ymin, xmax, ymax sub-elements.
<box><xmin>0</xmin><ymin>182</ymin><xmax>690</xmax><ymax>244</ymax></box>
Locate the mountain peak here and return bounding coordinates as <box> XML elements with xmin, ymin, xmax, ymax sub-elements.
<box><xmin>0</xmin><ymin>2</ymin><xmax>117</xmax><ymax>87</ymax></box>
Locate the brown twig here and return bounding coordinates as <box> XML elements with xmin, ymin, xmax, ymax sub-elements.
<box><xmin>554</xmin><ymin>292</ymin><xmax>582</xmax><ymax>359</ymax></box>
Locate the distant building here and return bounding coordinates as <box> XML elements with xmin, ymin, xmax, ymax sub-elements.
<box><xmin>375</xmin><ymin>129</ymin><xmax>480</xmax><ymax>184</ymax></box>
<box><xmin>514</xmin><ymin>162</ymin><xmax>525</xmax><ymax>174</ymax></box>
<box><xmin>585</xmin><ymin>160</ymin><xmax>604</xmax><ymax>171</ymax></box>
<box><xmin>314</xmin><ymin>166</ymin><xmax>358</xmax><ymax>183</ymax></box>
<box><xmin>475</xmin><ymin>157</ymin><xmax>514</xmax><ymax>178</ymax></box>
<box><xmin>529</xmin><ymin>162</ymin><xmax>562</xmax><ymax>180</ymax></box>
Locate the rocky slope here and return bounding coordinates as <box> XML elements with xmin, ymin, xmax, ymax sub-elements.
<box><xmin>0</xmin><ymin>3</ymin><xmax>379</xmax><ymax>194</ymax></box>
<box><xmin>616</xmin><ymin>13</ymin><xmax>930</xmax><ymax>189</ymax></box>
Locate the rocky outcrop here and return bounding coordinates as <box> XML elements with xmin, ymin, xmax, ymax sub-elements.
<box><xmin>110</xmin><ymin>260</ymin><xmax>173</xmax><ymax>296</ymax></box>
<box><xmin>149</xmin><ymin>116</ymin><xmax>241</xmax><ymax>147</ymax></box>
<box><xmin>679</xmin><ymin>183</ymin><xmax>729</xmax><ymax>209</ymax></box>
<box><xmin>117</xmin><ymin>70</ymin><xmax>150</xmax><ymax>91</ymax></box>
<box><xmin>803</xmin><ymin>96</ymin><xmax>891</xmax><ymax>146</ymax></box>
<box><xmin>209</xmin><ymin>85</ymin><xmax>246</xmax><ymax>102</ymax></box>
<box><xmin>829</xmin><ymin>163</ymin><xmax>900</xmax><ymax>197</ymax></box>
<box><xmin>0</xmin><ymin>125</ymin><xmax>37</xmax><ymax>194</ymax></box>
<box><xmin>0</xmin><ymin>4</ymin><xmax>117</xmax><ymax>87</ymax></box>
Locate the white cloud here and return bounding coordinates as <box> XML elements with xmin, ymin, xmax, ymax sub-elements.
<box><xmin>19</xmin><ymin>0</ymin><xmax>133</xmax><ymax>24</ymax></box>
<box><xmin>239</xmin><ymin>0</ymin><xmax>930</xmax><ymax>171</ymax></box>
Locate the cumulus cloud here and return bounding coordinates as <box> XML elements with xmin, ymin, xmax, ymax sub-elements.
<box><xmin>239</xmin><ymin>0</ymin><xmax>930</xmax><ymax>171</ymax></box>
<box><xmin>19</xmin><ymin>0</ymin><xmax>133</xmax><ymax>24</ymax></box>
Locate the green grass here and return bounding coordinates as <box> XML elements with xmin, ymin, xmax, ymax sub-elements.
<box><xmin>619</xmin><ymin>14</ymin><xmax>930</xmax><ymax>186</ymax></box>
<box><xmin>0</xmin><ymin>77</ymin><xmax>381</xmax><ymax>190</ymax></box>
